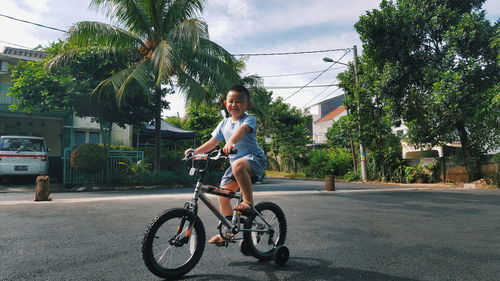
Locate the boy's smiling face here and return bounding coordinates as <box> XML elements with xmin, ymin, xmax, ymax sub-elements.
<box><xmin>224</xmin><ymin>90</ymin><xmax>251</xmax><ymax>120</ymax></box>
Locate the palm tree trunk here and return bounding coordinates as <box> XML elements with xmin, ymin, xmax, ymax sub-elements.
<box><xmin>154</xmin><ymin>86</ymin><xmax>162</xmax><ymax>172</ymax></box>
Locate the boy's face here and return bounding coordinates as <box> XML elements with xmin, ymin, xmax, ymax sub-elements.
<box><xmin>224</xmin><ymin>90</ymin><xmax>251</xmax><ymax>119</ymax></box>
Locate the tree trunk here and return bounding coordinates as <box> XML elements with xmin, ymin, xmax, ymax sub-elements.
<box><xmin>456</xmin><ymin>121</ymin><xmax>480</xmax><ymax>182</ymax></box>
<box><xmin>154</xmin><ymin>87</ymin><xmax>162</xmax><ymax>172</ymax></box>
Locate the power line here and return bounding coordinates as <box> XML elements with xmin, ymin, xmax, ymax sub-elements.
<box><xmin>266</xmin><ymin>84</ymin><xmax>339</xmax><ymax>89</ymax></box>
<box><xmin>0</xmin><ymin>40</ymin><xmax>34</xmax><ymax>49</ymax></box>
<box><xmin>261</xmin><ymin>66</ymin><xmax>346</xmax><ymax>78</ymax></box>
<box><xmin>301</xmin><ymin>82</ymin><xmax>339</xmax><ymax>108</ymax></box>
<box><xmin>0</xmin><ymin>14</ymin><xmax>353</xmax><ymax>60</ymax></box>
<box><xmin>319</xmin><ymin>88</ymin><xmax>342</xmax><ymax>102</ymax></box>
<box><xmin>233</xmin><ymin>48</ymin><xmax>351</xmax><ymax>57</ymax></box>
<box><xmin>283</xmin><ymin>50</ymin><xmax>350</xmax><ymax>101</ymax></box>
<box><xmin>0</xmin><ymin>13</ymin><xmax>68</xmax><ymax>33</ymax></box>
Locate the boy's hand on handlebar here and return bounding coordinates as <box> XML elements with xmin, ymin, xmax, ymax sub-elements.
<box><xmin>222</xmin><ymin>142</ymin><xmax>236</xmax><ymax>155</ymax></box>
<box><xmin>184</xmin><ymin>148</ymin><xmax>195</xmax><ymax>157</ymax></box>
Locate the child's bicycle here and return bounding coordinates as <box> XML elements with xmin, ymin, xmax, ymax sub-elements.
<box><xmin>141</xmin><ymin>148</ymin><xmax>290</xmax><ymax>279</ymax></box>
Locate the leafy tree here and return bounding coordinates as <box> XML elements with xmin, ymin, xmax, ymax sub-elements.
<box><xmin>259</xmin><ymin>97</ymin><xmax>311</xmax><ymax>172</ymax></box>
<box><xmin>164</xmin><ymin>116</ymin><xmax>183</xmax><ymax>129</ymax></box>
<box><xmin>333</xmin><ymin>55</ymin><xmax>403</xmax><ymax>181</ymax></box>
<box><xmin>355</xmin><ymin>0</ymin><xmax>500</xmax><ymax>180</ymax></box>
<box><xmin>47</xmin><ymin>0</ymin><xmax>240</xmax><ymax>171</ymax></box>
<box><xmin>326</xmin><ymin>116</ymin><xmax>354</xmax><ymax>149</ymax></box>
<box><xmin>183</xmin><ymin>103</ymin><xmax>222</xmax><ymax>143</ymax></box>
<box><xmin>9</xmin><ymin>42</ymin><xmax>154</xmax><ymax>139</ymax></box>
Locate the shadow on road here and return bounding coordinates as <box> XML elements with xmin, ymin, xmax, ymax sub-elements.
<box><xmin>184</xmin><ymin>257</ymin><xmax>418</xmax><ymax>281</ymax></box>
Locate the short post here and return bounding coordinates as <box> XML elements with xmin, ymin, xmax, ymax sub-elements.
<box><xmin>34</xmin><ymin>176</ymin><xmax>52</xmax><ymax>201</ymax></box>
<box><xmin>324</xmin><ymin>175</ymin><xmax>335</xmax><ymax>191</ymax></box>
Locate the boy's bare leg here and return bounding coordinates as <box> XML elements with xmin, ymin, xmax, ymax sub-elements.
<box><xmin>232</xmin><ymin>158</ymin><xmax>254</xmax><ymax>206</ymax></box>
<box><xmin>218</xmin><ymin>181</ymin><xmax>239</xmax><ymax>216</ymax></box>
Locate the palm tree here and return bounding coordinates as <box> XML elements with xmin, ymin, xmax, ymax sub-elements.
<box><xmin>47</xmin><ymin>0</ymin><xmax>239</xmax><ymax>171</ymax></box>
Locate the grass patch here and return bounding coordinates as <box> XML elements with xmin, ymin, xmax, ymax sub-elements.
<box><xmin>266</xmin><ymin>170</ymin><xmax>321</xmax><ymax>180</ymax></box>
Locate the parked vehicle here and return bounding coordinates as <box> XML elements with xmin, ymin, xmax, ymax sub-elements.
<box><xmin>0</xmin><ymin>136</ymin><xmax>49</xmax><ymax>179</ymax></box>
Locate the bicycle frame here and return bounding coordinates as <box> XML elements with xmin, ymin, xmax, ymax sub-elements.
<box><xmin>183</xmin><ymin>150</ymin><xmax>272</xmax><ymax>235</ymax></box>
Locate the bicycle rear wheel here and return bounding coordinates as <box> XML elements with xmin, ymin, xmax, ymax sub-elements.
<box><xmin>242</xmin><ymin>202</ymin><xmax>287</xmax><ymax>261</ymax></box>
<box><xmin>142</xmin><ymin>208</ymin><xmax>205</xmax><ymax>279</ymax></box>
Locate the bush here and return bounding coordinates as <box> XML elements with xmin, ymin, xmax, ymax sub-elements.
<box><xmin>304</xmin><ymin>148</ymin><xmax>352</xmax><ymax>178</ymax></box>
<box><xmin>343</xmin><ymin>170</ymin><xmax>360</xmax><ymax>181</ymax></box>
<box><xmin>304</xmin><ymin>149</ymin><xmax>331</xmax><ymax>178</ymax></box>
<box><xmin>70</xmin><ymin>143</ymin><xmax>107</xmax><ymax>172</ymax></box>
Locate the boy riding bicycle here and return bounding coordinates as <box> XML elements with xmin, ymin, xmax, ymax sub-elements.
<box><xmin>185</xmin><ymin>84</ymin><xmax>267</xmax><ymax>245</ymax></box>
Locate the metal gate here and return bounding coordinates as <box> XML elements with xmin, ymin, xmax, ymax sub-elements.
<box><xmin>63</xmin><ymin>147</ymin><xmax>144</xmax><ymax>185</ymax></box>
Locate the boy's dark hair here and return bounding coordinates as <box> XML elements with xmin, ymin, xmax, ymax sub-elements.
<box><xmin>229</xmin><ymin>84</ymin><xmax>250</xmax><ymax>102</ymax></box>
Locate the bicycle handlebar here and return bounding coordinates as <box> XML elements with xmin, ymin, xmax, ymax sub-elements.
<box><xmin>182</xmin><ymin>148</ymin><xmax>237</xmax><ymax>161</ymax></box>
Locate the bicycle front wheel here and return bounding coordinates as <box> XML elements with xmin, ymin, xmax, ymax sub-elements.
<box><xmin>142</xmin><ymin>208</ymin><xmax>205</xmax><ymax>279</ymax></box>
<box><xmin>242</xmin><ymin>202</ymin><xmax>287</xmax><ymax>261</ymax></box>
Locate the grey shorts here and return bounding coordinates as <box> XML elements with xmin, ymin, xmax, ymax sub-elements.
<box><xmin>220</xmin><ymin>154</ymin><xmax>267</xmax><ymax>187</ymax></box>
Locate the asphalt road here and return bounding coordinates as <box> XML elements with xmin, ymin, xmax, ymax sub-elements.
<box><xmin>1</xmin><ymin>179</ymin><xmax>499</xmax><ymax>281</ymax></box>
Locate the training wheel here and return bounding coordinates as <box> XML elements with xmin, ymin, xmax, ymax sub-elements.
<box><xmin>273</xmin><ymin>245</ymin><xmax>289</xmax><ymax>265</ymax></box>
<box><xmin>239</xmin><ymin>240</ymin><xmax>251</xmax><ymax>256</ymax></box>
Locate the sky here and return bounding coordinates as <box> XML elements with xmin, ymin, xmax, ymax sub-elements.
<box><xmin>1</xmin><ymin>0</ymin><xmax>499</xmax><ymax>118</ymax></box>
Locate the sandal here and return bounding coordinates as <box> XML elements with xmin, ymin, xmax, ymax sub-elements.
<box><xmin>234</xmin><ymin>201</ymin><xmax>253</xmax><ymax>215</ymax></box>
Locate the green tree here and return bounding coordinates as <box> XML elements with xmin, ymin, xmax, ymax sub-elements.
<box><xmin>47</xmin><ymin>0</ymin><xmax>240</xmax><ymax>171</ymax></box>
<box><xmin>9</xmin><ymin>42</ymin><xmax>154</xmax><ymax>141</ymax></box>
<box><xmin>260</xmin><ymin>97</ymin><xmax>311</xmax><ymax>172</ymax></box>
<box><xmin>355</xmin><ymin>0</ymin><xmax>500</xmax><ymax>181</ymax></box>
<box><xmin>164</xmin><ymin>116</ymin><xmax>183</xmax><ymax>129</ymax></box>
<box><xmin>183</xmin><ymin>103</ymin><xmax>222</xmax><ymax>143</ymax></box>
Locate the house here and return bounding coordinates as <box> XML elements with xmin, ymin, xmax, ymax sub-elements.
<box><xmin>0</xmin><ymin>47</ymin><xmax>133</xmax><ymax>178</ymax></box>
<box><xmin>308</xmin><ymin>94</ymin><xmax>468</xmax><ymax>160</ymax></box>
<box><xmin>309</xmin><ymin>94</ymin><xmax>346</xmax><ymax>144</ymax></box>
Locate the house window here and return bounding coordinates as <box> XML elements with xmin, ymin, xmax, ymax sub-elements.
<box><xmin>75</xmin><ymin>131</ymin><xmax>86</xmax><ymax>145</ymax></box>
<box><xmin>0</xmin><ymin>61</ymin><xmax>8</xmax><ymax>72</ymax></box>
<box><xmin>0</xmin><ymin>83</ymin><xmax>13</xmax><ymax>105</ymax></box>
<box><xmin>89</xmin><ymin>132</ymin><xmax>100</xmax><ymax>144</ymax></box>
<box><xmin>75</xmin><ymin>131</ymin><xmax>101</xmax><ymax>145</ymax></box>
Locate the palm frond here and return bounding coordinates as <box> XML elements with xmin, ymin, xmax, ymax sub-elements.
<box><xmin>198</xmin><ymin>38</ymin><xmax>235</xmax><ymax>62</ymax></box>
<box><xmin>162</xmin><ymin>0</ymin><xmax>205</xmax><ymax>32</ymax></box>
<box><xmin>151</xmin><ymin>40</ymin><xmax>174</xmax><ymax>86</ymax></box>
<box><xmin>90</xmin><ymin>0</ymin><xmax>152</xmax><ymax>35</ymax></box>
<box><xmin>168</xmin><ymin>18</ymin><xmax>208</xmax><ymax>48</ymax></box>
<box><xmin>176</xmin><ymin>70</ymin><xmax>211</xmax><ymax>104</ymax></box>
<box><xmin>67</xmin><ymin>21</ymin><xmax>143</xmax><ymax>49</ymax></box>
<box><xmin>183</xmin><ymin>58</ymin><xmax>234</xmax><ymax>91</ymax></box>
<box><xmin>240</xmin><ymin>74</ymin><xmax>264</xmax><ymax>89</ymax></box>
<box><xmin>92</xmin><ymin>60</ymin><xmax>152</xmax><ymax>103</ymax></box>
<box><xmin>185</xmin><ymin>50</ymin><xmax>239</xmax><ymax>84</ymax></box>
<box><xmin>115</xmin><ymin>59</ymin><xmax>152</xmax><ymax>102</ymax></box>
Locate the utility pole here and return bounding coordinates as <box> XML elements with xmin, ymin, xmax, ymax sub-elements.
<box><xmin>352</xmin><ymin>45</ymin><xmax>367</xmax><ymax>181</ymax></box>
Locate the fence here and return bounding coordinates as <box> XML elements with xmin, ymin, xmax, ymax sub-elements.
<box><xmin>62</xmin><ymin>147</ymin><xmax>225</xmax><ymax>186</ymax></box>
<box><xmin>405</xmin><ymin>155</ymin><xmax>499</xmax><ymax>183</ymax></box>
<box><xmin>63</xmin><ymin>148</ymin><xmax>144</xmax><ymax>185</ymax></box>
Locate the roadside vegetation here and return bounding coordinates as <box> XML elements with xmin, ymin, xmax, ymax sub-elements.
<box><xmin>7</xmin><ymin>0</ymin><xmax>499</xmax><ymax>187</ymax></box>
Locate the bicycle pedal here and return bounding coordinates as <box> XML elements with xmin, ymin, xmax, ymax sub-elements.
<box><xmin>214</xmin><ymin>241</ymin><xmax>226</xmax><ymax>247</ymax></box>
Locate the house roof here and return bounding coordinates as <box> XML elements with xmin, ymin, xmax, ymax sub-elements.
<box><xmin>1</xmin><ymin>47</ymin><xmax>47</xmax><ymax>61</ymax></box>
<box><xmin>312</xmin><ymin>94</ymin><xmax>345</xmax><ymax>119</ymax></box>
<box><xmin>315</xmin><ymin>105</ymin><xmax>346</xmax><ymax>123</ymax></box>
<box><xmin>143</xmin><ymin>120</ymin><xmax>197</xmax><ymax>140</ymax></box>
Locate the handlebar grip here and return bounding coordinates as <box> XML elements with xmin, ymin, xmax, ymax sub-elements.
<box><xmin>222</xmin><ymin>148</ymin><xmax>237</xmax><ymax>155</ymax></box>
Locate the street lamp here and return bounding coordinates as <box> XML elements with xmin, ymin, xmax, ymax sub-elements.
<box><xmin>322</xmin><ymin>57</ymin><xmax>349</xmax><ymax>66</ymax></box>
<box><xmin>323</xmin><ymin>46</ymin><xmax>368</xmax><ymax>181</ymax></box>
<box><xmin>323</xmin><ymin>56</ymin><xmax>358</xmax><ymax>174</ymax></box>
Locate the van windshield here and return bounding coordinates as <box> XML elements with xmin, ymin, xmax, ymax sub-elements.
<box><xmin>0</xmin><ymin>138</ymin><xmax>45</xmax><ymax>152</ymax></box>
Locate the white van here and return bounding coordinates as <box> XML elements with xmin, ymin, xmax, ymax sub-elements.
<box><xmin>0</xmin><ymin>136</ymin><xmax>49</xmax><ymax>177</ymax></box>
